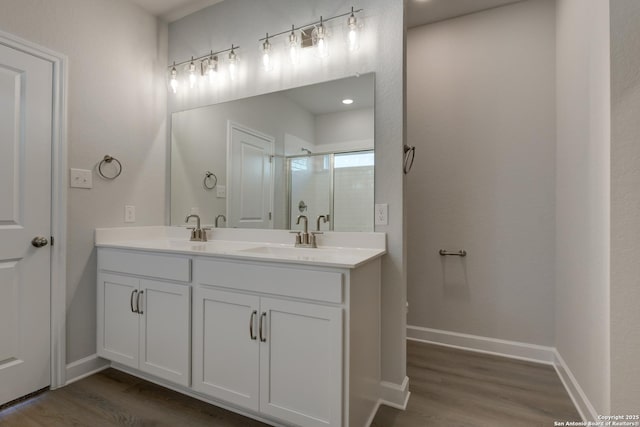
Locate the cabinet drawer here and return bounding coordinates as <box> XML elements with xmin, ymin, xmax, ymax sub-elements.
<box><xmin>99</xmin><ymin>249</ymin><xmax>191</xmax><ymax>282</ymax></box>
<box><xmin>195</xmin><ymin>259</ymin><xmax>343</xmax><ymax>304</ymax></box>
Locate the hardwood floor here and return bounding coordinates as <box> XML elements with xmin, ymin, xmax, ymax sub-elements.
<box><xmin>0</xmin><ymin>341</ymin><xmax>580</xmax><ymax>426</ymax></box>
<box><xmin>372</xmin><ymin>341</ymin><xmax>581</xmax><ymax>427</ymax></box>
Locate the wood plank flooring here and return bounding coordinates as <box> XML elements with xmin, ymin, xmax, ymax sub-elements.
<box><xmin>372</xmin><ymin>341</ymin><xmax>581</xmax><ymax>427</ymax></box>
<box><xmin>0</xmin><ymin>340</ymin><xmax>580</xmax><ymax>426</ymax></box>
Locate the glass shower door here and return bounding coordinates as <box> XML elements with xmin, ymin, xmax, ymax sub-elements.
<box><xmin>288</xmin><ymin>155</ymin><xmax>332</xmax><ymax>230</ymax></box>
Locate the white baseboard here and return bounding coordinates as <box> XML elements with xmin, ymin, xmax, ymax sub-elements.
<box><xmin>65</xmin><ymin>354</ymin><xmax>110</xmax><ymax>385</ymax></box>
<box><xmin>553</xmin><ymin>350</ymin><xmax>597</xmax><ymax>422</ymax></box>
<box><xmin>407</xmin><ymin>325</ymin><xmax>555</xmax><ymax>365</ymax></box>
<box><xmin>379</xmin><ymin>376</ymin><xmax>410</xmax><ymax>410</ymax></box>
<box><xmin>365</xmin><ymin>399</ymin><xmax>383</xmax><ymax>427</ymax></box>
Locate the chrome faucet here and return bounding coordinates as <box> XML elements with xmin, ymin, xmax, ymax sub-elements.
<box><xmin>185</xmin><ymin>214</ymin><xmax>210</xmax><ymax>242</ymax></box>
<box><xmin>291</xmin><ymin>215</ymin><xmax>321</xmax><ymax>248</ymax></box>
<box><xmin>316</xmin><ymin>214</ymin><xmax>328</xmax><ymax>231</ymax></box>
<box><xmin>215</xmin><ymin>214</ymin><xmax>226</xmax><ymax>228</ymax></box>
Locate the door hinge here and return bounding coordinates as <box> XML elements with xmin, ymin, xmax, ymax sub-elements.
<box><xmin>268</xmin><ymin>155</ymin><xmax>273</xmax><ymax>163</ymax></box>
<box><xmin>50</xmin><ymin>236</ymin><xmax>54</xmax><ymax>246</ymax></box>
<box><xmin>269</xmin><ymin>212</ymin><xmax>272</xmax><ymax>220</ymax></box>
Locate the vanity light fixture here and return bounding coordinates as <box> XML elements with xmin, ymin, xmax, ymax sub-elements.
<box><xmin>256</xmin><ymin>6</ymin><xmax>363</xmax><ymax>71</ymax></box>
<box><xmin>204</xmin><ymin>52</ymin><xmax>218</xmax><ymax>83</ymax></box>
<box><xmin>287</xmin><ymin>25</ymin><xmax>299</xmax><ymax>65</ymax></box>
<box><xmin>166</xmin><ymin>45</ymin><xmax>240</xmax><ymax>93</ymax></box>
<box><xmin>169</xmin><ymin>62</ymin><xmax>179</xmax><ymax>93</ymax></box>
<box><xmin>313</xmin><ymin>16</ymin><xmax>329</xmax><ymax>58</ymax></box>
<box><xmin>262</xmin><ymin>33</ymin><xmax>273</xmax><ymax>71</ymax></box>
<box><xmin>347</xmin><ymin>7</ymin><xmax>360</xmax><ymax>51</ymax></box>
<box><xmin>228</xmin><ymin>44</ymin><xmax>238</xmax><ymax>81</ymax></box>
<box><xmin>187</xmin><ymin>57</ymin><xmax>197</xmax><ymax>89</ymax></box>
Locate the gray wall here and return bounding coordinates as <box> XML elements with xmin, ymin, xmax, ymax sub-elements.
<box><xmin>610</xmin><ymin>0</ymin><xmax>640</xmax><ymax>414</ymax></box>
<box><xmin>0</xmin><ymin>0</ymin><xmax>168</xmax><ymax>364</ymax></box>
<box><xmin>555</xmin><ymin>0</ymin><xmax>611</xmax><ymax>416</ymax></box>
<box><xmin>168</xmin><ymin>0</ymin><xmax>406</xmax><ymax>386</ymax></box>
<box><xmin>407</xmin><ymin>0</ymin><xmax>557</xmax><ymax>346</ymax></box>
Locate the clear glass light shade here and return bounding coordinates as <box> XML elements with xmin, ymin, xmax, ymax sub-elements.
<box><xmin>169</xmin><ymin>66</ymin><xmax>178</xmax><ymax>93</ymax></box>
<box><xmin>313</xmin><ymin>22</ymin><xmax>329</xmax><ymax>59</ymax></box>
<box><xmin>206</xmin><ymin>56</ymin><xmax>218</xmax><ymax>83</ymax></box>
<box><xmin>288</xmin><ymin>27</ymin><xmax>299</xmax><ymax>65</ymax></box>
<box><xmin>347</xmin><ymin>14</ymin><xmax>360</xmax><ymax>51</ymax></box>
<box><xmin>228</xmin><ymin>49</ymin><xmax>238</xmax><ymax>81</ymax></box>
<box><xmin>262</xmin><ymin>38</ymin><xmax>272</xmax><ymax>71</ymax></box>
<box><xmin>187</xmin><ymin>59</ymin><xmax>197</xmax><ymax>89</ymax></box>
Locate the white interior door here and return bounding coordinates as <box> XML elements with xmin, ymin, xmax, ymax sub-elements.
<box><xmin>227</xmin><ymin>123</ymin><xmax>274</xmax><ymax>228</ymax></box>
<box><xmin>0</xmin><ymin>42</ymin><xmax>53</xmax><ymax>405</ymax></box>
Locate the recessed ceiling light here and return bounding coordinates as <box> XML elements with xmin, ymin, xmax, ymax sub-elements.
<box><xmin>342</xmin><ymin>99</ymin><xmax>354</xmax><ymax>105</ymax></box>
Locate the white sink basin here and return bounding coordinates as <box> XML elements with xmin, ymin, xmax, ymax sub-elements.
<box><xmin>237</xmin><ymin>246</ymin><xmax>332</xmax><ymax>257</ymax></box>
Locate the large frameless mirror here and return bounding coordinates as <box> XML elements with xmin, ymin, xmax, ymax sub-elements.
<box><xmin>170</xmin><ymin>73</ymin><xmax>375</xmax><ymax>231</ymax></box>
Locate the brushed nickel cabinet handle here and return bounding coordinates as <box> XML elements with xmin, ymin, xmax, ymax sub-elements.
<box><xmin>130</xmin><ymin>290</ymin><xmax>138</xmax><ymax>313</ymax></box>
<box><xmin>137</xmin><ymin>291</ymin><xmax>144</xmax><ymax>315</ymax></box>
<box><xmin>249</xmin><ymin>310</ymin><xmax>257</xmax><ymax>340</ymax></box>
<box><xmin>259</xmin><ymin>312</ymin><xmax>267</xmax><ymax>342</ymax></box>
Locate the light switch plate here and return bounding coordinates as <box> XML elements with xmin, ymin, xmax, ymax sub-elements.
<box><xmin>216</xmin><ymin>185</ymin><xmax>226</xmax><ymax>198</ymax></box>
<box><xmin>70</xmin><ymin>168</ymin><xmax>92</xmax><ymax>189</ymax></box>
<box><xmin>375</xmin><ymin>203</ymin><xmax>388</xmax><ymax>225</ymax></box>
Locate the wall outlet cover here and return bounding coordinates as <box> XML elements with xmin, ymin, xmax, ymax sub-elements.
<box><xmin>124</xmin><ymin>205</ymin><xmax>136</xmax><ymax>223</ymax></box>
<box><xmin>216</xmin><ymin>185</ymin><xmax>226</xmax><ymax>198</ymax></box>
<box><xmin>375</xmin><ymin>203</ymin><xmax>388</xmax><ymax>225</ymax></box>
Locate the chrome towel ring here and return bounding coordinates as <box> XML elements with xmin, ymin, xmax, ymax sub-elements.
<box><xmin>203</xmin><ymin>171</ymin><xmax>217</xmax><ymax>190</ymax></box>
<box><xmin>403</xmin><ymin>144</ymin><xmax>415</xmax><ymax>175</ymax></box>
<box><xmin>98</xmin><ymin>155</ymin><xmax>122</xmax><ymax>180</ymax></box>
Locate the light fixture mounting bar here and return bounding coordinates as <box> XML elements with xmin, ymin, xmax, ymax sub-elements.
<box><xmin>168</xmin><ymin>45</ymin><xmax>240</xmax><ymax>69</ymax></box>
<box><xmin>257</xmin><ymin>7</ymin><xmax>363</xmax><ymax>41</ymax></box>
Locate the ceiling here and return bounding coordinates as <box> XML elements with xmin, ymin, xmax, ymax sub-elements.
<box><xmin>127</xmin><ymin>0</ymin><xmax>524</xmax><ymax>28</ymax></box>
<box><xmin>127</xmin><ymin>0</ymin><xmax>223</xmax><ymax>22</ymax></box>
<box><xmin>406</xmin><ymin>0</ymin><xmax>524</xmax><ymax>28</ymax></box>
<box><xmin>284</xmin><ymin>73</ymin><xmax>375</xmax><ymax>116</ymax></box>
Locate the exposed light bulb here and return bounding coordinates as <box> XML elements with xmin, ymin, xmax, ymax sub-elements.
<box><xmin>342</xmin><ymin>98</ymin><xmax>354</xmax><ymax>105</ymax></box>
<box><xmin>188</xmin><ymin>57</ymin><xmax>197</xmax><ymax>89</ymax></box>
<box><xmin>262</xmin><ymin>33</ymin><xmax>272</xmax><ymax>72</ymax></box>
<box><xmin>169</xmin><ymin>63</ymin><xmax>178</xmax><ymax>94</ymax></box>
<box><xmin>228</xmin><ymin>45</ymin><xmax>238</xmax><ymax>81</ymax></box>
<box><xmin>288</xmin><ymin>25</ymin><xmax>299</xmax><ymax>65</ymax></box>
<box><xmin>347</xmin><ymin>8</ymin><xmax>359</xmax><ymax>51</ymax></box>
<box><xmin>314</xmin><ymin>17</ymin><xmax>329</xmax><ymax>59</ymax></box>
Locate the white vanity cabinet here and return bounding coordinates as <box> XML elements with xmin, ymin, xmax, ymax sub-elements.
<box><xmin>95</xmin><ymin>233</ymin><xmax>384</xmax><ymax>427</ymax></box>
<box><xmin>97</xmin><ymin>249</ymin><xmax>192</xmax><ymax>387</ymax></box>
<box><xmin>192</xmin><ymin>258</ymin><xmax>344</xmax><ymax>427</ymax></box>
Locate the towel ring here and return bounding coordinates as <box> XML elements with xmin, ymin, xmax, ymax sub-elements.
<box><xmin>403</xmin><ymin>144</ymin><xmax>415</xmax><ymax>175</ymax></box>
<box><xmin>98</xmin><ymin>155</ymin><xmax>122</xmax><ymax>180</ymax></box>
<box><xmin>203</xmin><ymin>171</ymin><xmax>217</xmax><ymax>190</ymax></box>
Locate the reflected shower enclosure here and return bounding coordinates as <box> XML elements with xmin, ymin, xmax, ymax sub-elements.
<box><xmin>288</xmin><ymin>151</ymin><xmax>374</xmax><ymax>232</ymax></box>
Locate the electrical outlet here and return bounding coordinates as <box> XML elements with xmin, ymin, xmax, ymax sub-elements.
<box><xmin>375</xmin><ymin>203</ymin><xmax>388</xmax><ymax>225</ymax></box>
<box><xmin>70</xmin><ymin>168</ymin><xmax>92</xmax><ymax>189</ymax></box>
<box><xmin>124</xmin><ymin>205</ymin><xmax>136</xmax><ymax>223</ymax></box>
<box><xmin>216</xmin><ymin>185</ymin><xmax>226</xmax><ymax>198</ymax></box>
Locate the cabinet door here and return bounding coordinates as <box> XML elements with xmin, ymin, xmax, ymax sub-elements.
<box><xmin>97</xmin><ymin>273</ymin><xmax>139</xmax><ymax>368</ymax></box>
<box><xmin>193</xmin><ymin>287</ymin><xmax>260</xmax><ymax>411</ymax></box>
<box><xmin>259</xmin><ymin>298</ymin><xmax>343</xmax><ymax>427</ymax></box>
<box><xmin>139</xmin><ymin>280</ymin><xmax>191</xmax><ymax>386</ymax></box>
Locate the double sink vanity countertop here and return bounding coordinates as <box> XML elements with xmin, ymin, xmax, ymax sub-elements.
<box><xmin>95</xmin><ymin>226</ymin><xmax>386</xmax><ymax>269</ymax></box>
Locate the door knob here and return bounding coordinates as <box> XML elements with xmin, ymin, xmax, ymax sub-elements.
<box><xmin>31</xmin><ymin>236</ymin><xmax>49</xmax><ymax>248</ymax></box>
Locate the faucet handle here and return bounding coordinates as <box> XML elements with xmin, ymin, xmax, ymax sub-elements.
<box><xmin>289</xmin><ymin>231</ymin><xmax>302</xmax><ymax>245</ymax></box>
